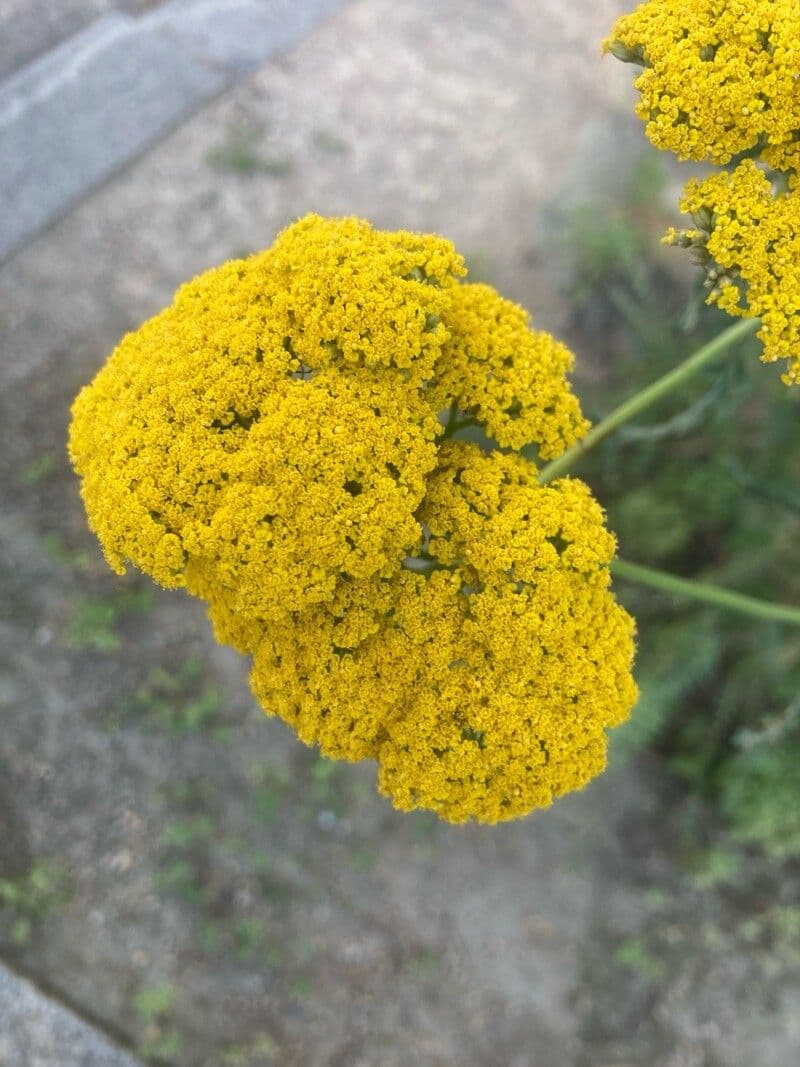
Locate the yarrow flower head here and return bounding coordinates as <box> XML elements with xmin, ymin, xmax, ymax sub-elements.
<box><xmin>69</xmin><ymin>214</ymin><xmax>637</xmax><ymax>823</ymax></box>
<box><xmin>247</xmin><ymin>444</ymin><xmax>637</xmax><ymax>823</ymax></box>
<box><xmin>665</xmin><ymin>161</ymin><xmax>800</xmax><ymax>383</ymax></box>
<box><xmin>604</xmin><ymin>0</ymin><xmax>800</xmax><ymax>171</ymax></box>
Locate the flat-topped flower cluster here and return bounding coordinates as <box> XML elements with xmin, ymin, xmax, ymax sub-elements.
<box><xmin>605</xmin><ymin>0</ymin><xmax>800</xmax><ymax>384</ymax></box>
<box><xmin>69</xmin><ymin>215</ymin><xmax>637</xmax><ymax>823</ymax></box>
<box><xmin>666</xmin><ymin>162</ymin><xmax>800</xmax><ymax>384</ymax></box>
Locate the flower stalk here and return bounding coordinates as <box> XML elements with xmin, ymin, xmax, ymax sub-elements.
<box><xmin>611</xmin><ymin>559</ymin><xmax>800</xmax><ymax>627</ymax></box>
<box><xmin>537</xmin><ymin>317</ymin><xmax>759</xmax><ymax>484</ymax></box>
<box><xmin>533</xmin><ymin>315</ymin><xmax>800</xmax><ymax>626</ymax></box>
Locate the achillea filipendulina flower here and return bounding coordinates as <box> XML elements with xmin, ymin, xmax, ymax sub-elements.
<box><xmin>665</xmin><ymin>162</ymin><xmax>800</xmax><ymax>383</ymax></box>
<box><xmin>247</xmin><ymin>445</ymin><xmax>637</xmax><ymax>822</ymax></box>
<box><xmin>69</xmin><ymin>214</ymin><xmax>637</xmax><ymax>823</ymax></box>
<box><xmin>604</xmin><ymin>0</ymin><xmax>800</xmax><ymax>171</ymax></box>
<box><xmin>69</xmin><ymin>217</ymin><xmax>461</xmax><ymax>613</ymax></box>
<box><xmin>430</xmin><ymin>283</ymin><xmax>589</xmax><ymax>455</ymax></box>
<box><xmin>377</xmin><ymin>445</ymin><xmax>637</xmax><ymax>823</ymax></box>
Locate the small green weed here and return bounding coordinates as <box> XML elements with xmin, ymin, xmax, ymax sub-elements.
<box><xmin>222</xmin><ymin>1035</ymin><xmax>279</xmax><ymax>1064</ymax></box>
<box><xmin>41</xmin><ymin>532</ymin><xmax>92</xmax><ymax>571</ymax></box>
<box><xmin>253</xmin><ymin>766</ymin><xmax>289</xmax><ymax>823</ymax></box>
<box><xmin>161</xmin><ymin>815</ymin><xmax>215</xmax><ymax>850</ymax></box>
<box><xmin>0</xmin><ymin>862</ymin><xmax>72</xmax><ymax>946</ymax></box>
<box><xmin>408</xmin><ymin>947</ymin><xmax>441</xmax><ymax>980</ymax></box>
<box><xmin>309</xmin><ymin>756</ymin><xmax>346</xmax><ymax>814</ymax></box>
<box><xmin>134</xmin><ymin>984</ymin><xmax>175</xmax><ymax>1021</ymax></box>
<box><xmin>311</xmin><ymin>129</ymin><xmax>349</xmax><ymax>155</ymax></box>
<box><xmin>687</xmin><ymin>845</ymin><xmax>740</xmax><ymax>890</ymax></box>
<box><xmin>290</xmin><ymin>975</ymin><xmax>314</xmax><ymax>998</ymax></box>
<box><xmin>157</xmin><ymin>814</ymin><xmax>215</xmax><ymax>907</ymax></box>
<box><xmin>206</xmin><ymin>123</ymin><xmax>293</xmax><ymax>178</ymax></box>
<box><xmin>232</xmin><ymin>918</ymin><xmax>265</xmax><ymax>960</ymax></box>
<box><xmin>20</xmin><ymin>452</ymin><xmax>57</xmax><ymax>486</ymax></box>
<box><xmin>352</xmin><ymin>845</ymin><xmax>378</xmax><ymax>872</ymax></box>
<box><xmin>613</xmin><ymin>935</ymin><xmax>667</xmax><ymax>983</ymax></box>
<box><xmin>113</xmin><ymin>657</ymin><xmax>232</xmax><ymax>738</ymax></box>
<box><xmin>67</xmin><ymin>587</ymin><xmax>153</xmax><ymax>651</ymax></box>
<box><xmin>134</xmin><ymin>983</ymin><xmax>183</xmax><ymax>1064</ymax></box>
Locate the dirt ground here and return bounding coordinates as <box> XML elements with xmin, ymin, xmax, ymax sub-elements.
<box><xmin>2</xmin><ymin>2</ymin><xmax>799</xmax><ymax>1064</ymax></box>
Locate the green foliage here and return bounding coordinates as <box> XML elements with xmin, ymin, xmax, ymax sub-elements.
<box><xmin>613</xmin><ymin>935</ymin><xmax>667</xmax><ymax>982</ymax></box>
<box><xmin>232</xmin><ymin>918</ymin><xmax>265</xmax><ymax>960</ymax></box>
<box><xmin>139</xmin><ymin>1030</ymin><xmax>183</xmax><ymax>1065</ymax></box>
<box><xmin>290</xmin><ymin>975</ymin><xmax>314</xmax><ymax>998</ymax></box>
<box><xmin>686</xmin><ymin>844</ymin><xmax>740</xmax><ymax>890</ymax></box>
<box><xmin>162</xmin><ymin>815</ymin><xmax>215</xmax><ymax>850</ymax></box>
<box><xmin>612</xmin><ymin>614</ymin><xmax>722</xmax><ymax>758</ymax></box>
<box><xmin>41</xmin><ymin>531</ymin><xmax>92</xmax><ymax>570</ymax></box>
<box><xmin>20</xmin><ymin>452</ymin><xmax>57</xmax><ymax>486</ymax></box>
<box><xmin>308</xmin><ymin>756</ymin><xmax>348</xmax><ymax>816</ymax></box>
<box><xmin>352</xmin><ymin>845</ymin><xmax>378</xmax><ymax>871</ymax></box>
<box><xmin>111</xmin><ymin>657</ymin><xmax>232</xmax><ymax>738</ymax></box>
<box><xmin>222</xmin><ymin>1036</ymin><xmax>279</xmax><ymax>1065</ymax></box>
<box><xmin>0</xmin><ymin>862</ymin><xmax>72</xmax><ymax>946</ymax></box>
<box><xmin>206</xmin><ymin>122</ymin><xmax>293</xmax><ymax>178</ymax></box>
<box><xmin>408</xmin><ymin>947</ymin><xmax>441</xmax><ymax>980</ymax></box>
<box><xmin>721</xmin><ymin>734</ymin><xmax>800</xmax><ymax>859</ymax></box>
<box><xmin>68</xmin><ymin>596</ymin><xmax>122</xmax><ymax>651</ymax></box>
<box><xmin>157</xmin><ymin>814</ymin><xmax>216</xmax><ymax>907</ymax></box>
<box><xmin>134</xmin><ymin>984</ymin><xmax>175</xmax><ymax>1021</ymax></box>
<box><xmin>134</xmin><ymin>983</ymin><xmax>183</xmax><ymax>1064</ymax></box>
<box><xmin>564</xmin><ymin>148</ymin><xmax>800</xmax><ymax>862</ymax></box>
<box><xmin>253</xmin><ymin>766</ymin><xmax>289</xmax><ymax>823</ymax></box>
<box><xmin>311</xmin><ymin>129</ymin><xmax>349</xmax><ymax>156</ymax></box>
<box><xmin>155</xmin><ymin>805</ymin><xmax>284</xmax><ymax>967</ymax></box>
<box><xmin>67</xmin><ymin>586</ymin><xmax>153</xmax><ymax>651</ymax></box>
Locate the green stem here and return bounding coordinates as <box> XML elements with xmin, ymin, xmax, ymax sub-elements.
<box><xmin>611</xmin><ymin>559</ymin><xmax>800</xmax><ymax>626</ymax></box>
<box><xmin>443</xmin><ymin>416</ymin><xmax>477</xmax><ymax>438</ymax></box>
<box><xmin>538</xmin><ymin>317</ymin><xmax>759</xmax><ymax>484</ymax></box>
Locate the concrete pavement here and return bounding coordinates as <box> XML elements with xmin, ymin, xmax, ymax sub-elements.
<box><xmin>0</xmin><ymin>0</ymin><xmax>349</xmax><ymax>260</ymax></box>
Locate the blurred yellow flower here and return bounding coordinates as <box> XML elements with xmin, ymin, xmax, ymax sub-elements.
<box><xmin>604</xmin><ymin>0</ymin><xmax>800</xmax><ymax>171</ymax></box>
<box><xmin>665</xmin><ymin>162</ymin><xmax>800</xmax><ymax>384</ymax></box>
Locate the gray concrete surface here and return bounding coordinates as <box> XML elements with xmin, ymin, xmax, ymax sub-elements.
<box><xmin>0</xmin><ymin>12</ymin><xmax>227</xmax><ymax>261</ymax></box>
<box><xmin>0</xmin><ymin>963</ymin><xmax>142</xmax><ymax>1067</ymax></box>
<box><xmin>0</xmin><ymin>0</ymin><xmax>348</xmax><ymax>261</ymax></box>
<box><xmin>0</xmin><ymin>1</ymin><xmax>117</xmax><ymax>82</ymax></box>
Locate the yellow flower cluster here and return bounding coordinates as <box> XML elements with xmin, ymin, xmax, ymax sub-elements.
<box><xmin>247</xmin><ymin>444</ymin><xmax>637</xmax><ymax>823</ymax></box>
<box><xmin>604</xmin><ymin>0</ymin><xmax>800</xmax><ymax>171</ymax></box>
<box><xmin>607</xmin><ymin>1</ymin><xmax>800</xmax><ymax>384</ymax></box>
<box><xmin>384</xmin><ymin>445</ymin><xmax>637</xmax><ymax>822</ymax></box>
<box><xmin>665</xmin><ymin>162</ymin><xmax>800</xmax><ymax>383</ymax></box>
<box><xmin>69</xmin><ymin>214</ymin><xmax>636</xmax><ymax>823</ymax></box>
<box><xmin>430</xmin><ymin>283</ymin><xmax>590</xmax><ymax>452</ymax></box>
<box><xmin>69</xmin><ymin>216</ymin><xmax>457</xmax><ymax>615</ymax></box>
